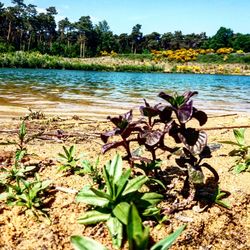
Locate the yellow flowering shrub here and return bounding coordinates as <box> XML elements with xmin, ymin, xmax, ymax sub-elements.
<box><xmin>100</xmin><ymin>50</ymin><xmax>118</xmax><ymax>57</ymax></box>
<box><xmin>216</xmin><ymin>48</ymin><xmax>234</xmax><ymax>54</ymax></box>
<box><xmin>236</xmin><ymin>50</ymin><xmax>244</xmax><ymax>54</ymax></box>
<box><xmin>151</xmin><ymin>48</ymin><xmax>217</xmax><ymax>62</ymax></box>
<box><xmin>234</xmin><ymin>67</ymin><xmax>241</xmax><ymax>73</ymax></box>
<box><xmin>216</xmin><ymin>65</ymin><xmax>225</xmax><ymax>74</ymax></box>
<box><xmin>174</xmin><ymin>65</ymin><xmax>201</xmax><ymax>73</ymax></box>
<box><xmin>110</xmin><ymin>50</ymin><xmax>118</xmax><ymax>57</ymax></box>
<box><xmin>100</xmin><ymin>51</ymin><xmax>109</xmax><ymax>56</ymax></box>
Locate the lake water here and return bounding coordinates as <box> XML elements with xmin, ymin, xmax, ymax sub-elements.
<box><xmin>0</xmin><ymin>68</ymin><xmax>249</xmax><ymax>118</ymax></box>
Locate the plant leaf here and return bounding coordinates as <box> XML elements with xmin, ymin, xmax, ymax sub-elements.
<box><xmin>139</xmin><ymin>192</ymin><xmax>164</xmax><ymax>206</ymax></box>
<box><xmin>19</xmin><ymin>121</ymin><xmax>26</xmax><ymax>140</ymax></box>
<box><xmin>158</xmin><ymin>92</ymin><xmax>175</xmax><ymax>105</ymax></box>
<box><xmin>233</xmin><ymin>128</ymin><xmax>245</xmax><ymax>145</ymax></box>
<box><xmin>115</xmin><ymin>169</ymin><xmax>131</xmax><ymax>199</ymax></box>
<box><xmin>234</xmin><ymin>163</ymin><xmax>247</xmax><ymax>174</ymax></box>
<box><xmin>107</xmin><ymin>154</ymin><xmax>123</xmax><ymax>184</ymax></box>
<box><xmin>90</xmin><ymin>187</ymin><xmax>111</xmax><ymax>201</ymax></box>
<box><xmin>148</xmin><ymin>178</ymin><xmax>166</xmax><ymax>189</ymax></box>
<box><xmin>219</xmin><ymin>141</ymin><xmax>242</xmax><ymax>147</ymax></box>
<box><xmin>106</xmin><ymin>216</ymin><xmax>123</xmax><ymax>249</ymax></box>
<box><xmin>177</xmin><ymin>100</ymin><xmax>193</xmax><ymax>123</ymax></box>
<box><xmin>179</xmin><ymin>129</ymin><xmax>207</xmax><ymax>155</ymax></box>
<box><xmin>103</xmin><ymin>165</ymin><xmax>113</xmax><ymax>196</ymax></box>
<box><xmin>127</xmin><ymin>203</ymin><xmax>149</xmax><ymax>250</ymax></box>
<box><xmin>112</xmin><ymin>201</ymin><xmax>130</xmax><ymax>225</ymax></box>
<box><xmin>151</xmin><ymin>224</ymin><xmax>186</xmax><ymax>250</ymax></box>
<box><xmin>101</xmin><ymin>128</ymin><xmax>119</xmax><ymax>143</ymax></box>
<box><xmin>192</xmin><ymin>108</ymin><xmax>207</xmax><ymax>126</ymax></box>
<box><xmin>71</xmin><ymin>235</ymin><xmax>108</xmax><ymax>250</ymax></box>
<box><xmin>77</xmin><ymin>210</ymin><xmax>110</xmax><ymax>225</ymax></box>
<box><xmin>123</xmin><ymin>175</ymin><xmax>148</xmax><ymax>196</ymax></box>
<box><xmin>76</xmin><ymin>186</ymin><xmax>109</xmax><ymax>207</ymax></box>
<box><xmin>102</xmin><ymin>141</ymin><xmax>124</xmax><ymax>154</ymax></box>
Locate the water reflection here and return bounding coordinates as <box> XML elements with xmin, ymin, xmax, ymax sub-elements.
<box><xmin>0</xmin><ymin>68</ymin><xmax>249</xmax><ymax>114</ymax></box>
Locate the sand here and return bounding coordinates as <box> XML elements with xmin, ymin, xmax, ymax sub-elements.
<box><xmin>0</xmin><ymin>110</ymin><xmax>249</xmax><ymax>249</ymax></box>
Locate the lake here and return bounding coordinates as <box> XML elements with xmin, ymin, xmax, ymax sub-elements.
<box><xmin>0</xmin><ymin>68</ymin><xmax>249</xmax><ymax>119</ymax></box>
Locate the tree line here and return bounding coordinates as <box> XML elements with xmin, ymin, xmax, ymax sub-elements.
<box><xmin>0</xmin><ymin>0</ymin><xmax>250</xmax><ymax>58</ymax></box>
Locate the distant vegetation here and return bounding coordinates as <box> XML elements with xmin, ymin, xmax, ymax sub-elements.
<box><xmin>0</xmin><ymin>51</ymin><xmax>163</xmax><ymax>72</ymax></box>
<box><xmin>0</xmin><ymin>0</ymin><xmax>250</xmax><ymax>59</ymax></box>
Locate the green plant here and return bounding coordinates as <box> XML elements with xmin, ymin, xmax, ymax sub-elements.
<box><xmin>135</xmin><ymin>159</ymin><xmax>162</xmax><ymax>176</ymax></box>
<box><xmin>0</xmin><ymin>162</ymin><xmax>36</xmax><ymax>185</ymax></box>
<box><xmin>212</xmin><ymin>187</ymin><xmax>231</xmax><ymax>209</ymax></box>
<box><xmin>0</xmin><ymin>174</ymin><xmax>52</xmax><ymax>218</ymax></box>
<box><xmin>57</xmin><ymin>145</ymin><xmax>81</xmax><ymax>173</ymax></box>
<box><xmin>71</xmin><ymin>204</ymin><xmax>185</xmax><ymax>250</ymax></box>
<box><xmin>128</xmin><ymin>204</ymin><xmax>186</xmax><ymax>250</ymax></box>
<box><xmin>220</xmin><ymin>128</ymin><xmax>250</xmax><ymax>173</ymax></box>
<box><xmin>76</xmin><ymin>154</ymin><xmax>163</xmax><ymax>249</ymax></box>
<box><xmin>0</xmin><ymin>121</ymin><xmax>41</xmax><ymax>162</ymax></box>
<box><xmin>81</xmin><ymin>157</ymin><xmax>103</xmax><ymax>187</ymax></box>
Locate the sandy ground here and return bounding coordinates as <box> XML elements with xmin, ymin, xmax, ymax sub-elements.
<box><xmin>0</xmin><ymin>110</ymin><xmax>249</xmax><ymax>250</ymax></box>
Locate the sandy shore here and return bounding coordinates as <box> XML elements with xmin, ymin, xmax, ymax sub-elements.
<box><xmin>0</xmin><ymin>111</ymin><xmax>249</xmax><ymax>249</ymax></box>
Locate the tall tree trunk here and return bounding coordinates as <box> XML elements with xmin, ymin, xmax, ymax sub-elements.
<box><xmin>134</xmin><ymin>46</ymin><xmax>137</xmax><ymax>54</ymax></box>
<box><xmin>28</xmin><ymin>34</ymin><xmax>32</xmax><ymax>51</ymax></box>
<box><xmin>7</xmin><ymin>20</ymin><xmax>12</xmax><ymax>42</ymax></box>
<box><xmin>82</xmin><ymin>39</ymin><xmax>86</xmax><ymax>58</ymax></box>
<box><xmin>19</xmin><ymin>29</ymin><xmax>23</xmax><ymax>50</ymax></box>
<box><xmin>80</xmin><ymin>40</ymin><xmax>83</xmax><ymax>58</ymax></box>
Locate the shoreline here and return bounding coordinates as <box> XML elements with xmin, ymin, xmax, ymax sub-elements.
<box><xmin>0</xmin><ymin>104</ymin><xmax>249</xmax><ymax>123</ymax></box>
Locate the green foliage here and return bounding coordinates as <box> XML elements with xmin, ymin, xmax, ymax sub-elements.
<box><xmin>135</xmin><ymin>159</ymin><xmax>162</xmax><ymax>176</ymax></box>
<box><xmin>81</xmin><ymin>157</ymin><xmax>103</xmax><ymax>187</ymax></box>
<box><xmin>196</xmin><ymin>54</ymin><xmax>224</xmax><ymax>63</ymax></box>
<box><xmin>58</xmin><ymin>146</ymin><xmax>103</xmax><ymax>179</ymax></box>
<box><xmin>115</xmin><ymin>64</ymin><xmax>163</xmax><ymax>72</ymax></box>
<box><xmin>0</xmin><ymin>52</ymin><xmax>163</xmax><ymax>72</ymax></box>
<box><xmin>232</xmin><ymin>34</ymin><xmax>250</xmax><ymax>52</ymax></box>
<box><xmin>0</xmin><ymin>1</ymin><xmax>249</xmax><ymax>58</ymax></box>
<box><xmin>212</xmin><ymin>187</ymin><xmax>231</xmax><ymax>209</ymax></box>
<box><xmin>71</xmin><ymin>205</ymin><xmax>185</xmax><ymax>250</ymax></box>
<box><xmin>220</xmin><ymin>128</ymin><xmax>250</xmax><ymax>173</ymax></box>
<box><xmin>0</xmin><ymin>121</ymin><xmax>30</xmax><ymax>162</ymax></box>
<box><xmin>16</xmin><ymin>121</ymin><xmax>27</xmax><ymax>161</ymax></box>
<box><xmin>0</xmin><ymin>174</ymin><xmax>52</xmax><ymax>218</ymax></box>
<box><xmin>206</xmin><ymin>27</ymin><xmax>234</xmax><ymax>50</ymax></box>
<box><xmin>0</xmin><ymin>163</ymin><xmax>36</xmax><ymax>185</ymax></box>
<box><xmin>76</xmin><ymin>154</ymin><xmax>163</xmax><ymax>249</ymax></box>
<box><xmin>58</xmin><ymin>145</ymin><xmax>80</xmax><ymax>173</ymax></box>
<box><xmin>71</xmin><ymin>235</ymin><xmax>108</xmax><ymax>250</ymax></box>
<box><xmin>127</xmin><ymin>203</ymin><xmax>150</xmax><ymax>250</ymax></box>
<box><xmin>150</xmin><ymin>224</ymin><xmax>186</xmax><ymax>250</ymax></box>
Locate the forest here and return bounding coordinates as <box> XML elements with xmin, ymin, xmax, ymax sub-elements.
<box><xmin>0</xmin><ymin>0</ymin><xmax>250</xmax><ymax>58</ymax></box>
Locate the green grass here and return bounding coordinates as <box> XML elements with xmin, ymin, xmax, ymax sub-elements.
<box><xmin>0</xmin><ymin>51</ymin><xmax>163</xmax><ymax>72</ymax></box>
<box><xmin>197</xmin><ymin>53</ymin><xmax>250</xmax><ymax>64</ymax></box>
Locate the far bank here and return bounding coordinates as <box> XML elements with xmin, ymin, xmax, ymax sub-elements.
<box><xmin>1</xmin><ymin>51</ymin><xmax>250</xmax><ymax>75</ymax></box>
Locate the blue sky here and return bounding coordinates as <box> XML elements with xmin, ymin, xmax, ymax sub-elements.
<box><xmin>2</xmin><ymin>0</ymin><xmax>250</xmax><ymax>36</ymax></box>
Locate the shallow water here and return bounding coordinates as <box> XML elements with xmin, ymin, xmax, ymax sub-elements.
<box><xmin>0</xmin><ymin>68</ymin><xmax>249</xmax><ymax>118</ymax></box>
